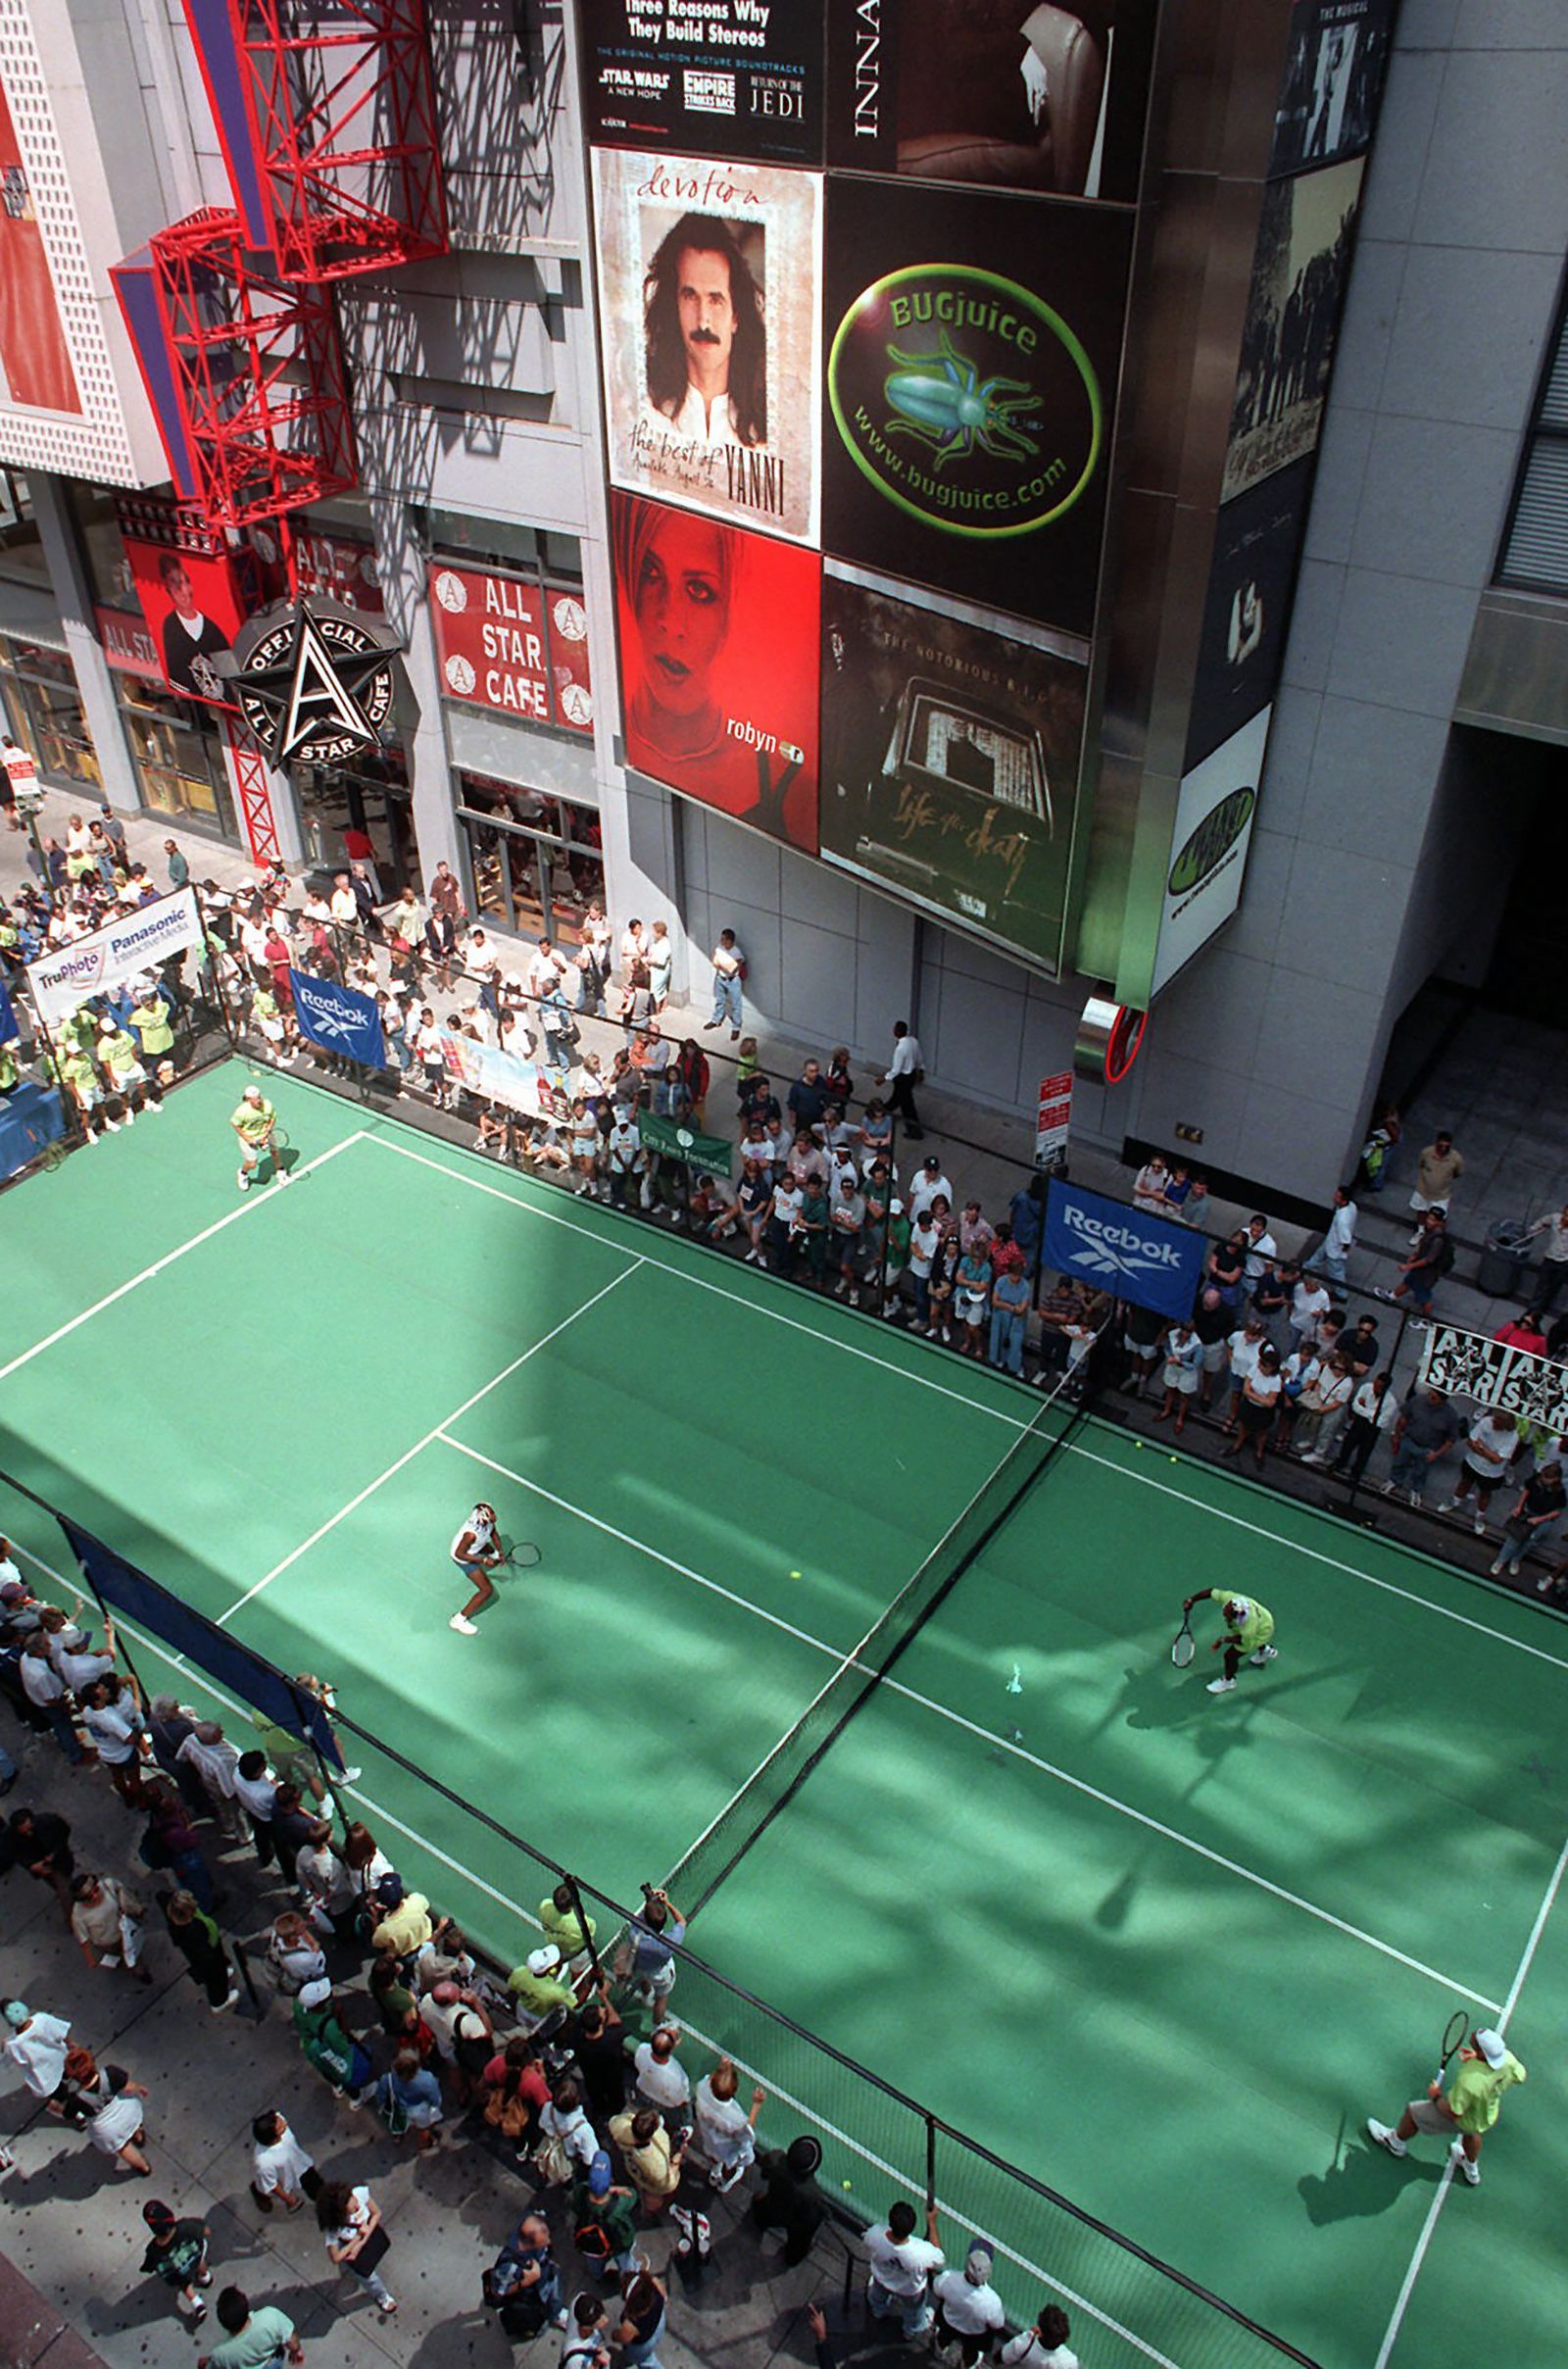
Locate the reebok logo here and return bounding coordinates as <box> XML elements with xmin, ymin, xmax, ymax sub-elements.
<box><xmin>1060</xmin><ymin>1205</ymin><xmax>1186</xmax><ymax>1279</ymax></box>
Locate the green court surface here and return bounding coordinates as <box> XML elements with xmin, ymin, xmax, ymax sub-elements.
<box><xmin>3</xmin><ymin>1061</ymin><xmax>1564</xmax><ymax>2368</ymax></box>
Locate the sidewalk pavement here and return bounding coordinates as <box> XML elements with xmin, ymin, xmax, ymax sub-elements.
<box><xmin>0</xmin><ymin>1717</ymin><xmax>890</xmax><ymax>2369</ymax></box>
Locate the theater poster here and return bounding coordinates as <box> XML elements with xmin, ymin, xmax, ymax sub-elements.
<box><xmin>580</xmin><ymin>0</ymin><xmax>825</xmax><ymax>165</ymax></box>
<box><xmin>1270</xmin><ymin>0</ymin><xmax>1396</xmax><ymax>179</ymax></box>
<box><xmin>820</xmin><ymin>563</ymin><xmax>1087</xmax><ymax>974</ymax></box>
<box><xmin>1222</xmin><ymin>155</ymin><xmax>1365</xmax><ymax>503</ymax></box>
<box><xmin>591</xmin><ymin>147</ymin><xmax>821</xmax><ymax>545</ymax></box>
<box><xmin>822</xmin><ymin>174</ymin><xmax>1132</xmax><ymax>634</ymax></box>
<box><xmin>612</xmin><ymin>490</ymin><xmax>820</xmax><ymax>855</ymax></box>
<box><xmin>117</xmin><ymin>498</ymin><xmax>266</xmax><ymax>708</ymax></box>
<box><xmin>1184</xmin><ymin>458</ymin><xmax>1311</xmax><ymax>770</ymax></box>
<box><xmin>0</xmin><ymin>65</ymin><xmax>82</xmax><ymax>416</ymax></box>
<box><xmin>825</xmin><ymin>0</ymin><xmax>1158</xmax><ymax>206</ymax></box>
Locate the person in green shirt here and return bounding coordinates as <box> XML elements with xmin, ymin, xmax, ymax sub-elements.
<box><xmin>507</xmin><ymin>1943</ymin><xmax>577</xmax><ymax>2020</ymax></box>
<box><xmin>128</xmin><ymin>989</ymin><xmax>176</xmax><ymax>1070</ymax></box>
<box><xmin>60</xmin><ymin>1041</ymin><xmax>118</xmax><ymax>1140</ymax></box>
<box><xmin>231</xmin><ymin>1084</ymin><xmax>287</xmax><ymax>1192</ymax></box>
<box><xmin>97</xmin><ymin>1016</ymin><xmax>163</xmax><ymax>1120</ymax></box>
<box><xmin>0</xmin><ymin>1039</ymin><xmax>19</xmax><ymax>1096</ymax></box>
<box><xmin>1180</xmin><ymin>1589</ymin><xmax>1278</xmax><ymax>1696</ymax></box>
<box><xmin>198</xmin><ymin>2288</ymin><xmax>302</xmax><ymax>2369</ymax></box>
<box><xmin>1368</xmin><ymin>2025</ymin><xmax>1526</xmax><ymax>2186</ymax></box>
<box><xmin>540</xmin><ymin>1881</ymin><xmax>597</xmax><ymax>1971</ymax></box>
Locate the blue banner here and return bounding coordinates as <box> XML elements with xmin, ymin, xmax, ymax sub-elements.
<box><xmin>0</xmin><ymin>976</ymin><xmax>18</xmax><ymax>1047</ymax></box>
<box><xmin>1043</xmin><ymin>1179</ymin><xmax>1205</xmax><ymax>1321</ymax></box>
<box><xmin>288</xmin><ymin>967</ymin><xmax>385</xmax><ymax>1068</ymax></box>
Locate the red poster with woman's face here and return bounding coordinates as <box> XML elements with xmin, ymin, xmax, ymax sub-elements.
<box><xmin>612</xmin><ymin>491</ymin><xmax>819</xmax><ymax>855</ymax></box>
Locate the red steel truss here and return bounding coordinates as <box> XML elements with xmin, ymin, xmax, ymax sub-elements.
<box><xmin>231</xmin><ymin>0</ymin><xmax>448</xmax><ymax>280</ymax></box>
<box><xmin>150</xmin><ymin>208</ymin><xmax>359</xmax><ymax>526</ymax></box>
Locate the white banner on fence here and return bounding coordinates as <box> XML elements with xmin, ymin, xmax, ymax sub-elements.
<box><xmin>438</xmin><ymin>1031</ymin><xmax>567</xmax><ymax>1120</ymax></box>
<box><xmin>25</xmin><ymin>890</ymin><xmax>203</xmax><ymax>1026</ymax></box>
<box><xmin>1416</xmin><ymin>1320</ymin><xmax>1568</xmax><ymax>1436</ymax></box>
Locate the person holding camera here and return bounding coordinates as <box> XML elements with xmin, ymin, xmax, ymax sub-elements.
<box><xmin>616</xmin><ymin>1884</ymin><xmax>686</xmax><ymax>2011</ymax></box>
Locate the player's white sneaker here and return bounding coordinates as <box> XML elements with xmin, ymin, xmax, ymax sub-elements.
<box><xmin>1449</xmin><ymin>2143</ymin><xmax>1480</xmax><ymax>2185</ymax></box>
<box><xmin>339</xmin><ymin>1767</ymin><xmax>362</xmax><ymax>1783</ymax></box>
<box><xmin>238</xmin><ymin>1172</ymin><xmax>251</xmax><ymax>1191</ymax></box>
<box><xmin>449</xmin><ymin>1613</ymin><xmax>477</xmax><ymax>1635</ymax></box>
<box><xmin>1205</xmin><ymin>1676</ymin><xmax>1236</xmax><ymax>1694</ymax></box>
<box><xmin>1366</xmin><ymin>2119</ymin><xmax>1406</xmax><ymax>2157</ymax></box>
<box><xmin>1249</xmin><ymin>1646</ymin><xmax>1279</xmax><ymax>1665</ymax></box>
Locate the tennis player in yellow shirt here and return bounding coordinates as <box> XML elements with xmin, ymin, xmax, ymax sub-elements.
<box><xmin>1367</xmin><ymin>2026</ymin><xmax>1526</xmax><ymax>2186</ymax></box>
<box><xmin>231</xmin><ymin>1084</ymin><xmax>287</xmax><ymax>1193</ymax></box>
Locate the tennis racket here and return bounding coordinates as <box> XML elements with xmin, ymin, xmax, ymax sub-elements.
<box><xmin>1436</xmin><ymin>2009</ymin><xmax>1469</xmax><ymax>2085</ymax></box>
<box><xmin>270</xmin><ymin>1122</ymin><xmax>291</xmax><ymax>1156</ymax></box>
<box><xmin>1171</xmin><ymin>1613</ymin><xmax>1196</xmax><ymax>1668</ymax></box>
<box><xmin>502</xmin><ymin>1539</ymin><xmax>541</xmax><ymax>1569</ymax></box>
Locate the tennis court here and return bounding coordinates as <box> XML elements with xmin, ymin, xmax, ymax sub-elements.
<box><xmin>3</xmin><ymin>1061</ymin><xmax>1564</xmax><ymax>2368</ymax></box>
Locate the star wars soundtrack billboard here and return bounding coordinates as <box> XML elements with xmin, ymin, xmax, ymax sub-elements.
<box><xmin>580</xmin><ymin>0</ymin><xmax>824</xmax><ymax>165</ymax></box>
<box><xmin>822</xmin><ymin>174</ymin><xmax>1131</xmax><ymax>635</ymax></box>
<box><xmin>1270</xmin><ymin>0</ymin><xmax>1396</xmax><ymax>178</ymax></box>
<box><xmin>825</xmin><ymin>0</ymin><xmax>1158</xmax><ymax>205</ymax></box>
<box><xmin>592</xmin><ymin>148</ymin><xmax>821</xmax><ymax>545</ymax></box>
<box><xmin>1222</xmin><ymin>155</ymin><xmax>1365</xmax><ymax>503</ymax></box>
<box><xmin>612</xmin><ymin>490</ymin><xmax>820</xmax><ymax>854</ymax></box>
<box><xmin>820</xmin><ymin>563</ymin><xmax>1087</xmax><ymax>974</ymax></box>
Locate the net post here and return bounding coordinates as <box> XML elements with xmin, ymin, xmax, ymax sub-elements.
<box><xmin>924</xmin><ymin>2112</ymin><xmax>937</xmax><ymax>2216</ymax></box>
<box><xmin>564</xmin><ymin>1871</ymin><xmax>605</xmax><ymax>1988</ymax></box>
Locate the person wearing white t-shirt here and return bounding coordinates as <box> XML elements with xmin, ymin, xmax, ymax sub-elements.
<box><xmin>906</xmin><ymin>1157</ymin><xmax>954</xmax><ymax>1224</ymax></box>
<box><xmin>865</xmin><ymin>2198</ymin><xmax>944</xmax><ymax>2337</ymax></box>
<box><xmin>1001</xmin><ymin>2301</ymin><xmax>1080</xmax><ymax>2369</ymax></box>
<box><xmin>1305</xmin><ymin>1186</ymin><xmax>1358</xmax><ymax>1286</ymax></box>
<box><xmin>632</xmin><ymin>2027</ymin><xmax>691</xmax><ymax>2122</ymax></box>
<box><xmin>2</xmin><ymin>1999</ymin><xmax>73</xmax><ymax>2099</ymax></box>
<box><xmin>876</xmin><ymin>1021</ymin><xmax>924</xmax><ymax>1140</ymax></box>
<box><xmin>931</xmin><ymin>2243</ymin><xmax>1006</xmax><ymax>2365</ymax></box>
<box><xmin>448</xmin><ymin>1503</ymin><xmax>502</xmax><ymax>1637</ymax></box>
<box><xmin>251</xmin><ymin>2108</ymin><xmax>319</xmax><ymax>2212</ymax></box>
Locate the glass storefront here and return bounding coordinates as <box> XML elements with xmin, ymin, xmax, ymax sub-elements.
<box><xmin>296</xmin><ymin>743</ymin><xmax>419</xmax><ymax>896</ymax></box>
<box><xmin>455</xmin><ymin>772</ymin><xmax>604</xmax><ymax>945</ymax></box>
<box><xmin>0</xmin><ymin>634</ymin><xmax>100</xmax><ymax>788</ymax></box>
<box><xmin>113</xmin><ymin>674</ymin><xmax>236</xmax><ymax>836</ymax></box>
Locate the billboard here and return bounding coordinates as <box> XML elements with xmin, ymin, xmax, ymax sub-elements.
<box><xmin>0</xmin><ymin>65</ymin><xmax>81</xmax><ymax>416</ymax></box>
<box><xmin>821</xmin><ymin>174</ymin><xmax>1132</xmax><ymax>634</ymax></box>
<box><xmin>121</xmin><ymin>525</ymin><xmax>258</xmax><ymax>706</ymax></box>
<box><xmin>1151</xmin><ymin>707</ymin><xmax>1269</xmax><ymax>999</ymax></box>
<box><xmin>1184</xmin><ymin>459</ymin><xmax>1311</xmax><ymax>770</ymax></box>
<box><xmin>1222</xmin><ymin>156</ymin><xmax>1365</xmax><ymax>503</ymax></box>
<box><xmin>429</xmin><ymin>564</ymin><xmax>594</xmax><ymax>736</ymax></box>
<box><xmin>819</xmin><ymin>562</ymin><xmax>1087</xmax><ymax>973</ymax></box>
<box><xmin>825</xmin><ymin>0</ymin><xmax>1159</xmax><ymax>206</ymax></box>
<box><xmin>1270</xmin><ymin>0</ymin><xmax>1396</xmax><ymax>179</ymax></box>
<box><xmin>612</xmin><ymin>490</ymin><xmax>819</xmax><ymax>855</ymax></box>
<box><xmin>1042</xmin><ymin>1178</ymin><xmax>1205</xmax><ymax>1320</ymax></box>
<box><xmin>591</xmin><ymin>146</ymin><xmax>821</xmax><ymax>544</ymax></box>
<box><xmin>579</xmin><ymin>0</ymin><xmax>825</xmax><ymax>165</ymax></box>
<box><xmin>26</xmin><ymin>889</ymin><xmax>204</xmax><ymax>1025</ymax></box>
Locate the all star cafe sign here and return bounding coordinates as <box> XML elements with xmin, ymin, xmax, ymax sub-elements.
<box><xmin>230</xmin><ymin>600</ymin><xmax>403</xmax><ymax>769</ymax></box>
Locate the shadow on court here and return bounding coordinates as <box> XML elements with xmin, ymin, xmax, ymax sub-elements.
<box><xmin>1298</xmin><ymin>2133</ymin><xmax>1444</xmax><ymax>2225</ymax></box>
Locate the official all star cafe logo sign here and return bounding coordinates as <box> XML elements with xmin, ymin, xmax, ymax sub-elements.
<box><xmin>231</xmin><ymin>601</ymin><xmax>402</xmax><ymax>769</ymax></box>
<box><xmin>827</xmin><ymin>264</ymin><xmax>1102</xmax><ymax>541</ymax></box>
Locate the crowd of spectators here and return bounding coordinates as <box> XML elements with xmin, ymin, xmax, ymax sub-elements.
<box><xmin>1</xmin><ymin>1551</ymin><xmax>1085</xmax><ymax>2365</ymax></box>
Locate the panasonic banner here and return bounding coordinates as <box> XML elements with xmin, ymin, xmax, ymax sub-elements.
<box><xmin>1043</xmin><ymin>1179</ymin><xmax>1204</xmax><ymax>1321</ymax></box>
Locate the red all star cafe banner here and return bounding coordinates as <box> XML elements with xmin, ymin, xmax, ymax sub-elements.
<box><xmin>427</xmin><ymin>563</ymin><xmax>593</xmax><ymax>737</ymax></box>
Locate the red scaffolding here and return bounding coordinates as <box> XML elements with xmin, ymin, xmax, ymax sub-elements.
<box><xmin>147</xmin><ymin>208</ymin><xmax>359</xmax><ymax>527</ymax></box>
<box><xmin>228</xmin><ymin>0</ymin><xmax>448</xmax><ymax>280</ymax></box>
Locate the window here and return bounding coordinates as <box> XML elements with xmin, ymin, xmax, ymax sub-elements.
<box><xmin>1498</xmin><ymin>279</ymin><xmax>1568</xmax><ymax>594</ymax></box>
<box><xmin>455</xmin><ymin>771</ymin><xmax>604</xmax><ymax>944</ymax></box>
<box><xmin>113</xmin><ymin>675</ymin><xmax>236</xmax><ymax>837</ymax></box>
<box><xmin>0</xmin><ymin>635</ymin><xmax>99</xmax><ymax>788</ymax></box>
<box><xmin>296</xmin><ymin>743</ymin><xmax>419</xmax><ymax>896</ymax></box>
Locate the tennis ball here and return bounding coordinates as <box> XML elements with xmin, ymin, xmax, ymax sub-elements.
<box><xmin>1169</xmin><ymin>1456</ymin><xmax>1179</xmax><ymax>1463</ymax></box>
<box><xmin>842</xmin><ymin>2179</ymin><xmax>853</xmax><ymax>2190</ymax></box>
<box><xmin>789</xmin><ymin>1569</ymin><xmax>802</xmax><ymax>1579</ymax></box>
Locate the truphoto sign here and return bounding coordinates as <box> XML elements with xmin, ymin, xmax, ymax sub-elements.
<box><xmin>26</xmin><ymin>889</ymin><xmax>203</xmax><ymax>1025</ymax></box>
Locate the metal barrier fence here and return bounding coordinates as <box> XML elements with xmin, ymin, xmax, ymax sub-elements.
<box><xmin>219</xmin><ymin>902</ymin><xmax>1568</xmax><ymax>1602</ymax></box>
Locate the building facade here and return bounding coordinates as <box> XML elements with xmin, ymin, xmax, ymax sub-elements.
<box><xmin>0</xmin><ymin>0</ymin><xmax>1564</xmax><ymax>1206</ymax></box>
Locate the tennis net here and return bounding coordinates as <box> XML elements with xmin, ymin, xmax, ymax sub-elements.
<box><xmin>666</xmin><ymin>1354</ymin><xmax>1094</xmax><ymax>1918</ymax></box>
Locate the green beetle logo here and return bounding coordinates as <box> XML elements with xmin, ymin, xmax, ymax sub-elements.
<box><xmin>829</xmin><ymin>264</ymin><xmax>1102</xmax><ymax>542</ymax></box>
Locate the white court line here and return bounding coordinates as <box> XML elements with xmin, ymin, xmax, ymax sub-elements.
<box><xmin>362</xmin><ymin>1129</ymin><xmax>1021</xmax><ymax>1430</ymax></box>
<box><xmin>0</xmin><ymin>1131</ymin><xmax>368</xmax><ymax>1384</ymax></box>
<box><xmin>6</xmin><ymin>1536</ymin><xmax>1180</xmax><ymax>2369</ymax></box>
<box><xmin>433</xmin><ymin>1435</ymin><xmax>1500</xmax><ymax>2009</ymax></box>
<box><xmin>215</xmin><ymin>1259</ymin><xmax>644</xmax><ymax>1627</ymax></box>
<box><xmin>1373</xmin><ymin>1826</ymin><xmax>1568</xmax><ymax>2369</ymax></box>
<box><xmin>361</xmin><ymin>1123</ymin><xmax>1568</xmax><ymax>1675</ymax></box>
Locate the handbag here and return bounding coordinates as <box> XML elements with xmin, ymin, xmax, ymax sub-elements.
<box><xmin>348</xmin><ymin>2221</ymin><xmax>391</xmax><ymax>2277</ymax></box>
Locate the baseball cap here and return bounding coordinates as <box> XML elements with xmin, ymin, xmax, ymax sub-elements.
<box><xmin>588</xmin><ymin>2149</ymin><xmax>612</xmax><ymax>2197</ymax></box>
<box><xmin>142</xmin><ymin>2200</ymin><xmax>176</xmax><ymax>2231</ymax></box>
<box><xmin>964</xmin><ymin>2244</ymin><xmax>994</xmax><ymax>2284</ymax></box>
<box><xmin>526</xmin><ymin>1945</ymin><xmax>563</xmax><ymax>1977</ymax></box>
<box><xmin>1226</xmin><ymin>1597</ymin><xmax>1250</xmax><ymax>1620</ymax></box>
<box><xmin>1474</xmin><ymin>2028</ymin><xmax>1508</xmax><ymax>2068</ymax></box>
<box><xmin>0</xmin><ymin>1579</ymin><xmax>27</xmax><ymax>1604</ymax></box>
<box><xmin>375</xmin><ymin>1874</ymin><xmax>405</xmax><ymax>1908</ymax></box>
<box><xmin>297</xmin><ymin>1978</ymin><xmax>332</xmax><ymax>2008</ymax></box>
<box><xmin>3</xmin><ymin>2000</ymin><xmax>29</xmax><ymax>2029</ymax></box>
